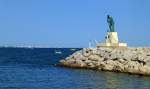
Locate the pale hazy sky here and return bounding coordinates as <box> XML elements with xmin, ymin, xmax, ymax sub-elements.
<box><xmin>0</xmin><ymin>0</ymin><xmax>150</xmax><ymax>47</ymax></box>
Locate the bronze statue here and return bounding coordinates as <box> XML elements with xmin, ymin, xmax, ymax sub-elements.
<box><xmin>107</xmin><ymin>15</ymin><xmax>115</xmax><ymax>32</ymax></box>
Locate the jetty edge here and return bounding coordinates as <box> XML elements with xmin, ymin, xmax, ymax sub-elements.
<box><xmin>58</xmin><ymin>47</ymin><xmax>150</xmax><ymax>76</ymax></box>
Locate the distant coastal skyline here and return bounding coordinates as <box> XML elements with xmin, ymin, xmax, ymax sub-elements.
<box><xmin>0</xmin><ymin>0</ymin><xmax>150</xmax><ymax>47</ymax></box>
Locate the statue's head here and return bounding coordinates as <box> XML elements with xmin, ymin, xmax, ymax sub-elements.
<box><xmin>107</xmin><ymin>15</ymin><xmax>110</xmax><ymax>19</ymax></box>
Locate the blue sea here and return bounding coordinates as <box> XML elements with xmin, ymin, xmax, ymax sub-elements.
<box><xmin>0</xmin><ymin>48</ymin><xmax>150</xmax><ymax>89</ymax></box>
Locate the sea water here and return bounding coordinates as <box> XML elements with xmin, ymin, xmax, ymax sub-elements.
<box><xmin>0</xmin><ymin>48</ymin><xmax>150</xmax><ymax>89</ymax></box>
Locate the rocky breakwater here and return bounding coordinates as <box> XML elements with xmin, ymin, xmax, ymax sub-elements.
<box><xmin>58</xmin><ymin>47</ymin><xmax>150</xmax><ymax>76</ymax></box>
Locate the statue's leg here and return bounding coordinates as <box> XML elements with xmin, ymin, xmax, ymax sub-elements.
<box><xmin>112</xmin><ymin>25</ymin><xmax>115</xmax><ymax>32</ymax></box>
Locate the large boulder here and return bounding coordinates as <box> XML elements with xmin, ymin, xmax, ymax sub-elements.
<box><xmin>82</xmin><ymin>48</ymin><xmax>92</xmax><ymax>57</ymax></box>
<box><xmin>139</xmin><ymin>65</ymin><xmax>150</xmax><ymax>75</ymax></box>
<box><xmin>75</xmin><ymin>59</ymin><xmax>86</xmax><ymax>67</ymax></box>
<box><xmin>88</xmin><ymin>55</ymin><xmax>102</xmax><ymax>61</ymax></box>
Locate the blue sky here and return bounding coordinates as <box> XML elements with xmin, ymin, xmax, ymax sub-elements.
<box><xmin>0</xmin><ymin>0</ymin><xmax>150</xmax><ymax>47</ymax></box>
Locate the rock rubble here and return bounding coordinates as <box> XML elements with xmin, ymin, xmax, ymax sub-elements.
<box><xmin>58</xmin><ymin>47</ymin><xmax>150</xmax><ymax>76</ymax></box>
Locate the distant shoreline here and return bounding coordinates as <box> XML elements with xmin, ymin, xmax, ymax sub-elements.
<box><xmin>0</xmin><ymin>46</ymin><xmax>82</xmax><ymax>49</ymax></box>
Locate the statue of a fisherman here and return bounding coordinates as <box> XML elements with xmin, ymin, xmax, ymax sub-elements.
<box><xmin>107</xmin><ymin>15</ymin><xmax>115</xmax><ymax>32</ymax></box>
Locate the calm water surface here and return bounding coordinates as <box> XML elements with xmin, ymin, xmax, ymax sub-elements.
<box><xmin>0</xmin><ymin>48</ymin><xmax>150</xmax><ymax>89</ymax></box>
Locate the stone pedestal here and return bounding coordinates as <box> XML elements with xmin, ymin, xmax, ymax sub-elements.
<box><xmin>106</xmin><ymin>32</ymin><xmax>119</xmax><ymax>43</ymax></box>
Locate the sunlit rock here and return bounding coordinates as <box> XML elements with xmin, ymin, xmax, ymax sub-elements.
<box><xmin>58</xmin><ymin>47</ymin><xmax>150</xmax><ymax>76</ymax></box>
